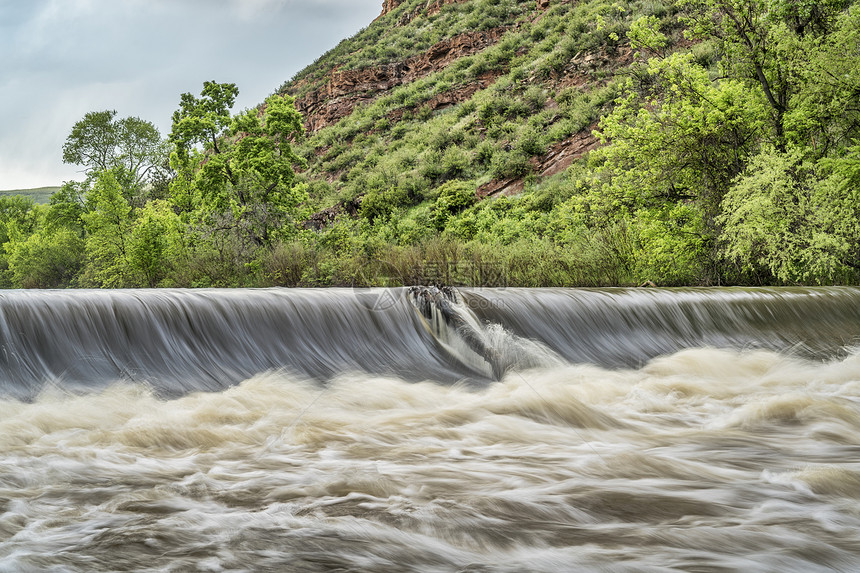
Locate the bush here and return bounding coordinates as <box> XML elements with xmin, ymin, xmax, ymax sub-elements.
<box><xmin>431</xmin><ymin>180</ymin><xmax>477</xmax><ymax>230</ymax></box>
<box><xmin>6</xmin><ymin>228</ymin><xmax>85</xmax><ymax>288</ymax></box>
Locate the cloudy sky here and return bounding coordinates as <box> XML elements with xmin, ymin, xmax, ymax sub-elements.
<box><xmin>0</xmin><ymin>0</ymin><xmax>382</xmax><ymax>190</ymax></box>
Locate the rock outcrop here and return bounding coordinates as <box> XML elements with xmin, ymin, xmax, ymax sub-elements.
<box><xmin>478</xmin><ymin>129</ymin><xmax>600</xmax><ymax>198</ymax></box>
<box><xmin>378</xmin><ymin>0</ymin><xmax>403</xmax><ymax>18</ymax></box>
<box><xmin>291</xmin><ymin>27</ymin><xmax>509</xmax><ymax>132</ymax></box>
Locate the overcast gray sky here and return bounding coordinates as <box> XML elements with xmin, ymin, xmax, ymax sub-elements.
<box><xmin>0</xmin><ymin>0</ymin><xmax>382</xmax><ymax>190</ymax></box>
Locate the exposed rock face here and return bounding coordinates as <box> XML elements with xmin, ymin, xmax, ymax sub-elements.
<box><xmin>380</xmin><ymin>0</ymin><xmax>403</xmax><ymax>17</ymax></box>
<box><xmin>386</xmin><ymin>70</ymin><xmax>502</xmax><ymax>121</ymax></box>
<box><xmin>292</xmin><ymin>27</ymin><xmax>508</xmax><ymax>132</ymax></box>
<box><xmin>478</xmin><ymin>129</ymin><xmax>600</xmax><ymax>198</ymax></box>
<box><xmin>427</xmin><ymin>0</ymin><xmax>469</xmax><ymax>16</ymax></box>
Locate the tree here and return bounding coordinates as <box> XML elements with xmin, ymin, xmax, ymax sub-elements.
<box><xmin>713</xmin><ymin>4</ymin><xmax>860</xmax><ymax>283</ymax></box>
<box><xmin>63</xmin><ymin>110</ymin><xmax>170</xmax><ymax>205</ymax></box>
<box><xmin>592</xmin><ymin>43</ymin><xmax>765</xmax><ymax>283</ymax></box>
<box><xmin>719</xmin><ymin>148</ymin><xmax>817</xmax><ymax>282</ymax></box>
<box><xmin>81</xmin><ymin>170</ymin><xmax>135</xmax><ymax>287</ymax></box>
<box><xmin>44</xmin><ymin>181</ymin><xmax>88</xmax><ymax>235</ymax></box>
<box><xmin>6</xmin><ymin>228</ymin><xmax>85</xmax><ymax>289</ymax></box>
<box><xmin>786</xmin><ymin>4</ymin><xmax>860</xmax><ymax>155</ymax></box>
<box><xmin>169</xmin><ymin>81</ymin><xmax>309</xmax><ymax>250</ymax></box>
<box><xmin>127</xmin><ymin>200</ymin><xmax>184</xmax><ymax>287</ymax></box>
<box><xmin>0</xmin><ymin>195</ymin><xmax>40</xmax><ymax>247</ymax></box>
<box><xmin>681</xmin><ymin>0</ymin><xmax>851</xmax><ymax>149</ymax></box>
<box><xmin>0</xmin><ymin>196</ymin><xmax>42</xmax><ymax>287</ymax></box>
<box><xmin>720</xmin><ymin>145</ymin><xmax>860</xmax><ymax>283</ymax></box>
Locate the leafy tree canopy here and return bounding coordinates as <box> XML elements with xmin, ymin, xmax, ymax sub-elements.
<box><xmin>169</xmin><ymin>82</ymin><xmax>308</xmax><ymax>248</ymax></box>
<box><xmin>62</xmin><ymin>110</ymin><xmax>169</xmax><ymax>193</ymax></box>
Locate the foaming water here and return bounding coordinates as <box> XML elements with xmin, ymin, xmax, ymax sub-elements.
<box><xmin>2</xmin><ymin>350</ymin><xmax>860</xmax><ymax>571</ymax></box>
<box><xmin>2</xmin><ymin>288</ymin><xmax>860</xmax><ymax>571</ymax></box>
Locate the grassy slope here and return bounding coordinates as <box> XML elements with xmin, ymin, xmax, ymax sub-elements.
<box><xmin>282</xmin><ymin>0</ymin><xmax>688</xmax><ymax>214</ymax></box>
<box><xmin>0</xmin><ymin>187</ymin><xmax>59</xmax><ymax>204</ymax></box>
<box><xmin>253</xmin><ymin>0</ymin><xmax>709</xmax><ymax>287</ymax></box>
<box><xmin>282</xmin><ymin>0</ymin><xmax>535</xmax><ymax>99</ymax></box>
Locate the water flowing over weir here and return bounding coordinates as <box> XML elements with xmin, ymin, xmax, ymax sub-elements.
<box><xmin>0</xmin><ymin>288</ymin><xmax>478</xmax><ymax>400</ymax></box>
<box><xmin>3</xmin><ymin>287</ymin><xmax>860</xmax><ymax>572</ymax></box>
<box><xmin>460</xmin><ymin>287</ymin><xmax>860</xmax><ymax>367</ymax></box>
<box><xmin>2</xmin><ymin>286</ymin><xmax>860</xmax><ymax>399</ymax></box>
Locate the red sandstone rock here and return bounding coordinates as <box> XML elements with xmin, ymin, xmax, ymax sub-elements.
<box><xmin>290</xmin><ymin>27</ymin><xmax>509</xmax><ymax>132</ymax></box>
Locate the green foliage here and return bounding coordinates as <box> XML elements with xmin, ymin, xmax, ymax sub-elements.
<box><xmin>682</xmin><ymin>0</ymin><xmax>852</xmax><ymax>148</ymax></box>
<box><xmin>628</xmin><ymin>15</ymin><xmax>668</xmax><ymax>57</ymax></box>
<box><xmin>360</xmin><ymin>189</ymin><xmax>400</xmax><ymax>223</ymax></box>
<box><xmin>0</xmin><ymin>195</ymin><xmax>39</xmax><ymax>247</ymax></box>
<box><xmin>591</xmin><ymin>48</ymin><xmax>768</xmax><ymax>283</ymax></box>
<box><xmin>6</xmin><ymin>227</ymin><xmax>85</xmax><ymax>289</ymax></box>
<box><xmin>81</xmin><ymin>170</ymin><xmax>135</xmax><ymax>287</ymax></box>
<box><xmin>720</xmin><ymin>146</ymin><xmax>860</xmax><ymax>283</ymax></box>
<box><xmin>431</xmin><ymin>180</ymin><xmax>477</xmax><ymax>231</ymax></box>
<box><xmin>0</xmin><ymin>196</ymin><xmax>41</xmax><ymax>287</ymax></box>
<box><xmin>170</xmin><ymin>83</ymin><xmax>309</xmax><ymax>248</ymax></box>
<box><xmin>127</xmin><ymin>200</ymin><xmax>185</xmax><ymax>287</ymax></box>
<box><xmin>632</xmin><ymin>202</ymin><xmax>711</xmax><ymax>284</ymax></box>
<box><xmin>596</xmin><ymin>52</ymin><xmax>765</xmax><ymax>212</ymax></box>
<box><xmin>63</xmin><ymin>109</ymin><xmax>169</xmax><ymax>203</ymax></box>
<box><xmin>786</xmin><ymin>4</ymin><xmax>860</xmax><ymax>154</ymax></box>
<box><xmin>45</xmin><ymin>181</ymin><xmax>87</xmax><ymax>234</ymax></box>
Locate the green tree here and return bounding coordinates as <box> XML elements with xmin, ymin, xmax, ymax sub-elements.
<box><xmin>169</xmin><ymin>82</ymin><xmax>309</xmax><ymax>249</ymax></box>
<box><xmin>721</xmin><ymin>144</ymin><xmax>860</xmax><ymax>283</ymax></box>
<box><xmin>592</xmin><ymin>47</ymin><xmax>766</xmax><ymax>282</ymax></box>
<box><xmin>6</xmin><ymin>228</ymin><xmax>85</xmax><ymax>289</ymax></box>
<box><xmin>713</xmin><ymin>3</ymin><xmax>860</xmax><ymax>283</ymax></box>
<box><xmin>0</xmin><ymin>196</ymin><xmax>41</xmax><ymax>287</ymax></box>
<box><xmin>0</xmin><ymin>195</ymin><xmax>39</xmax><ymax>246</ymax></box>
<box><xmin>81</xmin><ymin>170</ymin><xmax>135</xmax><ymax>287</ymax></box>
<box><xmin>44</xmin><ymin>181</ymin><xmax>88</xmax><ymax>235</ymax></box>
<box><xmin>786</xmin><ymin>4</ymin><xmax>860</xmax><ymax>155</ymax></box>
<box><xmin>682</xmin><ymin>0</ymin><xmax>851</xmax><ymax>149</ymax></box>
<box><xmin>127</xmin><ymin>200</ymin><xmax>185</xmax><ymax>287</ymax></box>
<box><xmin>62</xmin><ymin>110</ymin><xmax>170</xmax><ymax>205</ymax></box>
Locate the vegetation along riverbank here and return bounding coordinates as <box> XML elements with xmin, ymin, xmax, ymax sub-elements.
<box><xmin>2</xmin><ymin>0</ymin><xmax>859</xmax><ymax>288</ymax></box>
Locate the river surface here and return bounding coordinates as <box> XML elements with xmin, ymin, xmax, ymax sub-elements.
<box><xmin>1</xmin><ymin>287</ymin><xmax>859</xmax><ymax>572</ymax></box>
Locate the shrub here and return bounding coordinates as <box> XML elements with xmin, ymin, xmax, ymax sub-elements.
<box><xmin>431</xmin><ymin>180</ymin><xmax>477</xmax><ymax>230</ymax></box>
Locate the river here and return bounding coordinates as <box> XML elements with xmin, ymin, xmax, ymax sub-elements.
<box><xmin>1</xmin><ymin>287</ymin><xmax>859</xmax><ymax>571</ymax></box>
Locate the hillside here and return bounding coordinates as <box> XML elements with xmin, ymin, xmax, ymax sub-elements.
<box><xmin>272</xmin><ymin>0</ymin><xmax>693</xmax><ymax>285</ymax></box>
<box><xmin>0</xmin><ymin>187</ymin><xmax>59</xmax><ymax>204</ymax></box>
<box><xmin>282</xmin><ymin>0</ymin><xmax>675</xmax><ymax>197</ymax></box>
<box><xmin>3</xmin><ymin>0</ymin><xmax>858</xmax><ymax>289</ymax></box>
<box><xmin>269</xmin><ymin>0</ymin><xmax>860</xmax><ymax>287</ymax></box>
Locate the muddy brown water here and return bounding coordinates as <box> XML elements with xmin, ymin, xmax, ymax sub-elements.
<box><xmin>1</xmin><ymin>287</ymin><xmax>859</xmax><ymax>571</ymax></box>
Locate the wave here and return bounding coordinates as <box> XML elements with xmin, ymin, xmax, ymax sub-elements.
<box><xmin>2</xmin><ymin>349</ymin><xmax>860</xmax><ymax>571</ymax></box>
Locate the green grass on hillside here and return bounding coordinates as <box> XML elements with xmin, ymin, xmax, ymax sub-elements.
<box><xmin>0</xmin><ymin>187</ymin><xmax>59</xmax><ymax>204</ymax></box>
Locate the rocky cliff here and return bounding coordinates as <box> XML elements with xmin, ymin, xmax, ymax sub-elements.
<box><xmin>291</xmin><ymin>27</ymin><xmax>509</xmax><ymax>131</ymax></box>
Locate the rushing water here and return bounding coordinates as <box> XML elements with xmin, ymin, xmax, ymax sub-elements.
<box><xmin>1</xmin><ymin>287</ymin><xmax>860</xmax><ymax>572</ymax></box>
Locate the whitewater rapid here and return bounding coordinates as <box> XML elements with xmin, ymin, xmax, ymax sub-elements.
<box><xmin>1</xmin><ymin>288</ymin><xmax>859</xmax><ymax>571</ymax></box>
